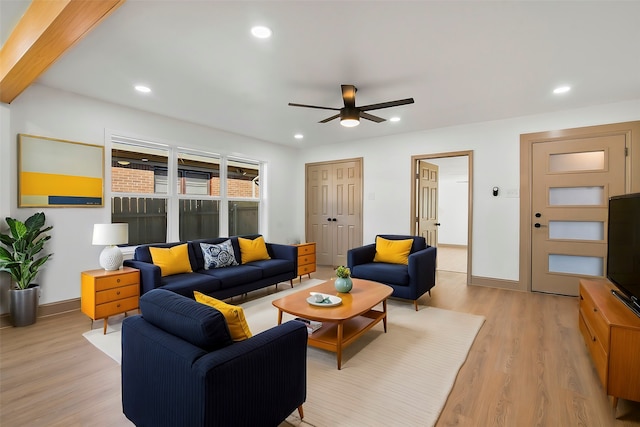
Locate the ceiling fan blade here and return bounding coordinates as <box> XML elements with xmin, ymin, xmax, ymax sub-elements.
<box><xmin>359</xmin><ymin>98</ymin><xmax>414</xmax><ymax>112</ymax></box>
<box><xmin>360</xmin><ymin>112</ymin><xmax>386</xmax><ymax>123</ymax></box>
<box><xmin>288</xmin><ymin>102</ymin><xmax>340</xmax><ymax>111</ymax></box>
<box><xmin>319</xmin><ymin>114</ymin><xmax>340</xmax><ymax>123</ymax></box>
<box><xmin>341</xmin><ymin>85</ymin><xmax>357</xmax><ymax>108</ymax></box>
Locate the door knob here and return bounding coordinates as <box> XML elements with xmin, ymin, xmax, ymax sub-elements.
<box><xmin>327</xmin><ymin>218</ymin><xmax>332</xmax><ymax>221</ymax></box>
<box><xmin>435</xmin><ymin>223</ymin><xmax>441</xmax><ymax>226</ymax></box>
<box><xmin>534</xmin><ymin>223</ymin><xmax>542</xmax><ymax>228</ymax></box>
<box><xmin>535</xmin><ymin>212</ymin><xmax>541</xmax><ymax>218</ymax></box>
<box><xmin>332</xmin><ymin>218</ymin><xmax>337</xmax><ymax>222</ymax></box>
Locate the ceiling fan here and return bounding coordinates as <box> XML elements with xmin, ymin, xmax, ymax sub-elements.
<box><xmin>288</xmin><ymin>84</ymin><xmax>414</xmax><ymax>127</ymax></box>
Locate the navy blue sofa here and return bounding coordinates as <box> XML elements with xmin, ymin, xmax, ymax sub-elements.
<box><xmin>347</xmin><ymin>234</ymin><xmax>437</xmax><ymax>311</ymax></box>
<box><xmin>122</xmin><ymin>289</ymin><xmax>308</xmax><ymax>427</ymax></box>
<box><xmin>123</xmin><ymin>234</ymin><xmax>297</xmax><ymax>299</ymax></box>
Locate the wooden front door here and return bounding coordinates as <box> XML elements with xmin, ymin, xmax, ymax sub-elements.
<box><xmin>306</xmin><ymin>159</ymin><xmax>362</xmax><ymax>267</ymax></box>
<box><xmin>531</xmin><ymin>133</ymin><xmax>627</xmax><ymax>296</ymax></box>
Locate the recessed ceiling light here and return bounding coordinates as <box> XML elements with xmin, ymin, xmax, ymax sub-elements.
<box><xmin>390</xmin><ymin>117</ymin><xmax>401</xmax><ymax>122</ymax></box>
<box><xmin>294</xmin><ymin>133</ymin><xmax>304</xmax><ymax>139</ymax></box>
<box><xmin>135</xmin><ymin>85</ymin><xmax>151</xmax><ymax>93</ymax></box>
<box><xmin>553</xmin><ymin>86</ymin><xmax>571</xmax><ymax>94</ymax></box>
<box><xmin>251</xmin><ymin>26</ymin><xmax>272</xmax><ymax>39</ymax></box>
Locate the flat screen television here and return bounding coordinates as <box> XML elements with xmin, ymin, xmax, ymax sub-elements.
<box><xmin>607</xmin><ymin>192</ymin><xmax>640</xmax><ymax>318</ymax></box>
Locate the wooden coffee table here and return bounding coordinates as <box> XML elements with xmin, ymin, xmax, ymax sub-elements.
<box><xmin>272</xmin><ymin>278</ymin><xmax>393</xmax><ymax>369</ymax></box>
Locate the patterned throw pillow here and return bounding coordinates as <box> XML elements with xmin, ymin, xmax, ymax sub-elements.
<box><xmin>200</xmin><ymin>240</ymin><xmax>238</xmax><ymax>269</ymax></box>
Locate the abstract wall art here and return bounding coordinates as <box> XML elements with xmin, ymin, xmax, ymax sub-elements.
<box><xmin>18</xmin><ymin>134</ymin><xmax>104</xmax><ymax>207</ymax></box>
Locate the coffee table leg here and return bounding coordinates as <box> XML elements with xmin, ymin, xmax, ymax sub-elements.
<box><xmin>277</xmin><ymin>309</ymin><xmax>283</xmax><ymax>325</ymax></box>
<box><xmin>383</xmin><ymin>299</ymin><xmax>388</xmax><ymax>333</ymax></box>
<box><xmin>337</xmin><ymin>321</ymin><xmax>344</xmax><ymax>370</ymax></box>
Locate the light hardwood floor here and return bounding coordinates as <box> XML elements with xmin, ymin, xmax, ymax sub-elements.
<box><xmin>1</xmin><ymin>266</ymin><xmax>639</xmax><ymax>426</ymax></box>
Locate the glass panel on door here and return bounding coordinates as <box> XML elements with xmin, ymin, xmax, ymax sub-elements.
<box><xmin>549</xmin><ymin>186</ymin><xmax>604</xmax><ymax>206</ymax></box>
<box><xmin>548</xmin><ymin>254</ymin><xmax>603</xmax><ymax>276</ymax></box>
<box><xmin>549</xmin><ymin>151</ymin><xmax>605</xmax><ymax>172</ymax></box>
<box><xmin>548</xmin><ymin>221</ymin><xmax>604</xmax><ymax>241</ymax></box>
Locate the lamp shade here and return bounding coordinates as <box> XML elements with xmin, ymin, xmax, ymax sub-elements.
<box><xmin>92</xmin><ymin>223</ymin><xmax>128</xmax><ymax>271</ymax></box>
<box><xmin>92</xmin><ymin>223</ymin><xmax>129</xmax><ymax>246</ymax></box>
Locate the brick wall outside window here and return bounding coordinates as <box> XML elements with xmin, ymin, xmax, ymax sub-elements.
<box><xmin>112</xmin><ymin>167</ymin><xmax>257</xmax><ymax>197</ymax></box>
<box><xmin>112</xmin><ymin>166</ymin><xmax>155</xmax><ymax>193</ymax></box>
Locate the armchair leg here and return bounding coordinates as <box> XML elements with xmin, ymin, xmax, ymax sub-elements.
<box><xmin>414</xmin><ymin>300</ymin><xmax>418</xmax><ymax>311</ymax></box>
<box><xmin>297</xmin><ymin>405</ymin><xmax>304</xmax><ymax>419</ymax></box>
<box><xmin>290</xmin><ymin>279</ymin><xmax>294</xmax><ymax>288</ymax></box>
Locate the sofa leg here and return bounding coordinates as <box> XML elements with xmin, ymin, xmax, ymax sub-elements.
<box><xmin>290</xmin><ymin>279</ymin><xmax>294</xmax><ymax>288</ymax></box>
<box><xmin>297</xmin><ymin>405</ymin><xmax>304</xmax><ymax>419</ymax></box>
<box><xmin>414</xmin><ymin>300</ymin><xmax>418</xmax><ymax>311</ymax></box>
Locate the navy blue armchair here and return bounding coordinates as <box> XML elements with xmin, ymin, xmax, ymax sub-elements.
<box><xmin>347</xmin><ymin>234</ymin><xmax>437</xmax><ymax>310</ymax></box>
<box><xmin>122</xmin><ymin>289</ymin><xmax>307</xmax><ymax>427</ymax></box>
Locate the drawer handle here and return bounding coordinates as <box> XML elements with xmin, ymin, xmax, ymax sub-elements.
<box><xmin>116</xmin><ymin>291</ymin><xmax>121</xmax><ymax>295</ymax></box>
<box><xmin>117</xmin><ymin>278</ymin><xmax>121</xmax><ymax>283</ymax></box>
<box><xmin>117</xmin><ymin>303</ymin><xmax>121</xmax><ymax>308</ymax></box>
<box><xmin>593</xmin><ymin>308</ymin><xmax>597</xmax><ymax>313</ymax></box>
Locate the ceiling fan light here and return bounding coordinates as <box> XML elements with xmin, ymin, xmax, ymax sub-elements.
<box><xmin>340</xmin><ymin>118</ymin><xmax>360</xmax><ymax>127</ymax></box>
<box><xmin>340</xmin><ymin>108</ymin><xmax>360</xmax><ymax>127</ymax></box>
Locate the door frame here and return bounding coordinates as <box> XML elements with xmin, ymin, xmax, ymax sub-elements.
<box><xmin>519</xmin><ymin>121</ymin><xmax>640</xmax><ymax>293</ymax></box>
<box><xmin>410</xmin><ymin>150</ymin><xmax>473</xmax><ymax>284</ymax></box>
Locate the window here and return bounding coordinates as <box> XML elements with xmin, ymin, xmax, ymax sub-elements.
<box><xmin>227</xmin><ymin>158</ymin><xmax>260</xmax><ymax>236</ymax></box>
<box><xmin>111</xmin><ymin>139</ymin><xmax>169</xmax><ymax>245</ymax></box>
<box><xmin>177</xmin><ymin>150</ymin><xmax>221</xmax><ymax>241</ymax></box>
<box><xmin>110</xmin><ymin>136</ymin><xmax>263</xmax><ymax>244</ymax></box>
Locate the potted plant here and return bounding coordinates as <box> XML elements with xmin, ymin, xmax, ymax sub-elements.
<box><xmin>334</xmin><ymin>265</ymin><xmax>352</xmax><ymax>293</ymax></box>
<box><xmin>0</xmin><ymin>212</ymin><xmax>53</xmax><ymax>326</ymax></box>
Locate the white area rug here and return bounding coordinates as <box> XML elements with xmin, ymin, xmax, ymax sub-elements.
<box><xmin>83</xmin><ymin>278</ymin><xmax>485</xmax><ymax>427</ymax></box>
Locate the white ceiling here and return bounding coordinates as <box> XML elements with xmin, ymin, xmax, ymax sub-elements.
<box><xmin>2</xmin><ymin>1</ymin><xmax>640</xmax><ymax>148</ymax></box>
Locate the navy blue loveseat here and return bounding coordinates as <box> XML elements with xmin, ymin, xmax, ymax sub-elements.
<box><xmin>122</xmin><ymin>289</ymin><xmax>307</xmax><ymax>426</ymax></box>
<box><xmin>347</xmin><ymin>234</ymin><xmax>437</xmax><ymax>310</ymax></box>
<box><xmin>123</xmin><ymin>234</ymin><xmax>297</xmax><ymax>299</ymax></box>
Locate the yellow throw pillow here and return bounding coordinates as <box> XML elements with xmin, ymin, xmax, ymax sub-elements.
<box><xmin>193</xmin><ymin>291</ymin><xmax>252</xmax><ymax>341</ymax></box>
<box><xmin>373</xmin><ymin>236</ymin><xmax>413</xmax><ymax>265</ymax></box>
<box><xmin>149</xmin><ymin>244</ymin><xmax>193</xmax><ymax>277</ymax></box>
<box><xmin>238</xmin><ymin>236</ymin><xmax>271</xmax><ymax>264</ymax></box>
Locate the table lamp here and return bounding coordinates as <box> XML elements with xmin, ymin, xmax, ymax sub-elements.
<box><xmin>92</xmin><ymin>223</ymin><xmax>129</xmax><ymax>270</ymax></box>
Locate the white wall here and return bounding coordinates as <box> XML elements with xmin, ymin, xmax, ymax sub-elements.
<box><xmin>3</xmin><ymin>84</ymin><xmax>639</xmax><ymax>310</ymax></box>
<box><xmin>1</xmin><ymin>84</ymin><xmax>299</xmax><ymax>312</ymax></box>
<box><xmin>0</xmin><ymin>103</ymin><xmax>11</xmax><ymax>304</ymax></box>
<box><xmin>298</xmin><ymin>99</ymin><xmax>640</xmax><ymax>283</ymax></box>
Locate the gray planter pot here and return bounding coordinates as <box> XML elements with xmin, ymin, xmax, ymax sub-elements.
<box><xmin>9</xmin><ymin>286</ymin><xmax>39</xmax><ymax>327</ymax></box>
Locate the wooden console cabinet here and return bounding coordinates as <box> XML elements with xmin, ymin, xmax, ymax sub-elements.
<box><xmin>578</xmin><ymin>279</ymin><xmax>640</xmax><ymax>409</ymax></box>
<box><xmin>81</xmin><ymin>267</ymin><xmax>140</xmax><ymax>334</ymax></box>
<box><xmin>294</xmin><ymin>242</ymin><xmax>316</xmax><ymax>282</ymax></box>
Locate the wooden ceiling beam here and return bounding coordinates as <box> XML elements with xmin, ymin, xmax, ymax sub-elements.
<box><xmin>0</xmin><ymin>0</ymin><xmax>125</xmax><ymax>104</ymax></box>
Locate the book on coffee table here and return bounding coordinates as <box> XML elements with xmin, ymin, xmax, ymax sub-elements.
<box><xmin>294</xmin><ymin>317</ymin><xmax>322</xmax><ymax>334</ymax></box>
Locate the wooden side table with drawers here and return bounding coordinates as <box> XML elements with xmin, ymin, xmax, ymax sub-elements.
<box><xmin>578</xmin><ymin>278</ymin><xmax>640</xmax><ymax>410</ymax></box>
<box><xmin>81</xmin><ymin>266</ymin><xmax>140</xmax><ymax>334</ymax></box>
<box><xmin>294</xmin><ymin>242</ymin><xmax>316</xmax><ymax>283</ymax></box>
